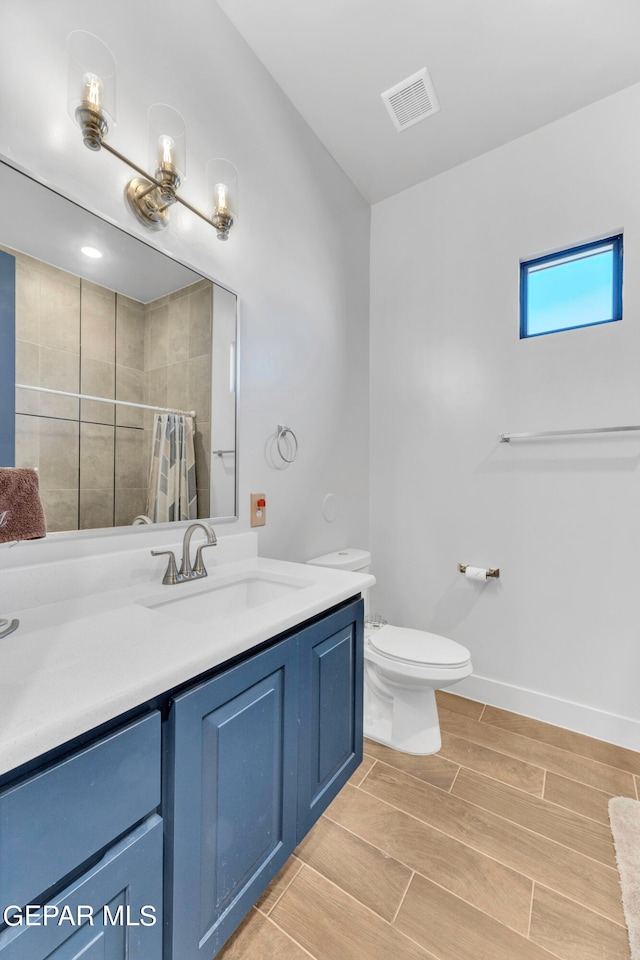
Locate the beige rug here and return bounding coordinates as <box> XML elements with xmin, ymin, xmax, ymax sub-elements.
<box><xmin>609</xmin><ymin>796</ymin><xmax>640</xmax><ymax>960</ymax></box>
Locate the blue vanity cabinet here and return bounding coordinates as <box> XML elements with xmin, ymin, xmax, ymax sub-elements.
<box><xmin>0</xmin><ymin>712</ymin><xmax>163</xmax><ymax>960</ymax></box>
<box><xmin>296</xmin><ymin>598</ymin><xmax>364</xmax><ymax>839</ymax></box>
<box><xmin>166</xmin><ymin>633</ymin><xmax>300</xmax><ymax>960</ymax></box>
<box><xmin>0</xmin><ymin>816</ymin><xmax>163</xmax><ymax>960</ymax></box>
<box><xmin>166</xmin><ymin>596</ymin><xmax>365</xmax><ymax>960</ymax></box>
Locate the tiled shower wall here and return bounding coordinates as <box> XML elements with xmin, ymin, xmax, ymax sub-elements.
<box><xmin>11</xmin><ymin>248</ymin><xmax>212</xmax><ymax>532</ymax></box>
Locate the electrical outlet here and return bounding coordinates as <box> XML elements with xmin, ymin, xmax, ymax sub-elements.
<box><xmin>250</xmin><ymin>493</ymin><xmax>266</xmax><ymax>527</ymax></box>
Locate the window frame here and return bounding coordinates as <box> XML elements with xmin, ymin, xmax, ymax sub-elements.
<box><xmin>519</xmin><ymin>234</ymin><xmax>623</xmax><ymax>339</ymax></box>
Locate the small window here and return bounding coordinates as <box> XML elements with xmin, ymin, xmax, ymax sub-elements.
<box><xmin>520</xmin><ymin>234</ymin><xmax>623</xmax><ymax>338</ymax></box>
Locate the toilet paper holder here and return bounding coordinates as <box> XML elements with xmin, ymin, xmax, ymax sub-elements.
<box><xmin>458</xmin><ymin>563</ymin><xmax>500</xmax><ymax>579</ymax></box>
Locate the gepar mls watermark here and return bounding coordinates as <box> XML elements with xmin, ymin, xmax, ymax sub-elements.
<box><xmin>2</xmin><ymin>904</ymin><xmax>157</xmax><ymax>927</ymax></box>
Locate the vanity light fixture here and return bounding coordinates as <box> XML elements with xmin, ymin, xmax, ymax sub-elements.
<box><xmin>67</xmin><ymin>31</ymin><xmax>237</xmax><ymax>241</ymax></box>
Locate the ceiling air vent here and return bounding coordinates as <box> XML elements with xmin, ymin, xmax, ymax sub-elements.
<box><xmin>381</xmin><ymin>67</ymin><xmax>440</xmax><ymax>132</ymax></box>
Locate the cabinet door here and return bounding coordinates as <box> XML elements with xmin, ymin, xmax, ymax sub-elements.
<box><xmin>167</xmin><ymin>636</ymin><xmax>298</xmax><ymax>960</ymax></box>
<box><xmin>296</xmin><ymin>598</ymin><xmax>364</xmax><ymax>840</ymax></box>
<box><xmin>0</xmin><ymin>816</ymin><xmax>163</xmax><ymax>960</ymax></box>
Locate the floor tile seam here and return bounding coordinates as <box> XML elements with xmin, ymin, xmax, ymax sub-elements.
<box><xmin>447</xmin><ymin>763</ymin><xmax>462</xmax><ymax>794</ymax></box>
<box><xmin>540</xmin><ymin>794</ymin><xmax>612</xmax><ymax>828</ymax></box>
<box><xmin>361</xmin><ymin>755</ymin><xmax>464</xmax><ymax>797</ymax></box>
<box><xmin>394</xmin><ymin>863</ymin><xmax>541</xmax><ymax>944</ymax></box>
<box><xmin>318</xmin><ymin>811</ymin><xmax>416</xmax><ymax>881</ymax></box>
<box><xmin>355</xmin><ymin>773</ymin><xmax>622</xmax><ymax>903</ymax></box>
<box><xmin>438</xmin><ymin>729</ymin><xmax>548</xmax><ymax>781</ymax></box>
<box><xmin>442</xmin><ymin>723</ymin><xmax>636</xmax><ymax>792</ymax></box>
<box><xmin>360</xmin><ymin>755</ymin><xmax>380</xmax><ymax>778</ymax></box>
<box><xmin>448</xmin><ymin>786</ymin><xmax>618</xmax><ymax>871</ymax></box>
<box><xmin>438</xmin><ymin>723</ymin><xmax>587</xmax><ymax>781</ymax></box>
<box><xmin>453</xmin><ymin>758</ymin><xmax>555</xmax><ymax>801</ymax></box>
<box><xmin>257</xmin><ymin>908</ymin><xmax>321</xmax><ymax>960</ymax></box>
<box><xmin>452</xmin><ymin>764</ymin><xmax>618</xmax><ymax>841</ymax></box>
<box><xmin>527</xmin><ymin>880</ymin><xmax>535</xmax><ymax>938</ymax></box>
<box><xmin>476</xmin><ymin>716</ymin><xmax>640</xmax><ymax>778</ymax></box>
<box><xmin>530</xmin><ymin>880</ymin><xmax>629</xmax><ymax>931</ymax></box>
<box><xmin>329</xmin><ymin>788</ymin><xmax>623</xmax><ymax>924</ymax></box>
<box><xmin>324</xmin><ymin>787</ymin><xmax>540</xmax><ymax>891</ymax></box>
<box><xmin>308</xmin><ymin>812</ymin><xmax>414</xmax><ymax>886</ymax></box>
<box><xmin>363</xmin><ymin>749</ymin><xmax>459</xmax><ymax>789</ymax></box>
<box><xmin>259</xmin><ymin>857</ymin><xmax>304</xmax><ymax>916</ymax></box>
<box><xmin>390</xmin><ymin>870</ymin><xmax>415</xmax><ymax>924</ymax></box>
<box><xmin>294</xmin><ymin>861</ymin><xmax>436</xmax><ymax>957</ymax></box>
<box><xmin>363</xmin><ymin>755</ymin><xmax>598</xmax><ymax>846</ymax></box>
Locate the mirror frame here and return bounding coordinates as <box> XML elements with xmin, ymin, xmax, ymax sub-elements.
<box><xmin>0</xmin><ymin>154</ymin><xmax>240</xmax><ymax>543</ymax></box>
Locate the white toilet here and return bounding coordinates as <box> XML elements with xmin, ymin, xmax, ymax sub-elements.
<box><xmin>307</xmin><ymin>549</ymin><xmax>473</xmax><ymax>755</ymax></box>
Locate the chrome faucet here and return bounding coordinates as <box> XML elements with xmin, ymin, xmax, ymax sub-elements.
<box><xmin>151</xmin><ymin>521</ymin><xmax>217</xmax><ymax>585</ymax></box>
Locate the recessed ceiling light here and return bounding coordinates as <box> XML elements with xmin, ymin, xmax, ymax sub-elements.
<box><xmin>81</xmin><ymin>245</ymin><xmax>103</xmax><ymax>259</ymax></box>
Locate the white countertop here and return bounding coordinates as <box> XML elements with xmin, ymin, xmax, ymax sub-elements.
<box><xmin>0</xmin><ymin>554</ymin><xmax>374</xmax><ymax>777</ymax></box>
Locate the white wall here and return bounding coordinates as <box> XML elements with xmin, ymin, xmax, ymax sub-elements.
<box><xmin>370</xmin><ymin>83</ymin><xmax>640</xmax><ymax>748</ymax></box>
<box><xmin>0</xmin><ymin>0</ymin><xmax>370</xmax><ymax>565</ymax></box>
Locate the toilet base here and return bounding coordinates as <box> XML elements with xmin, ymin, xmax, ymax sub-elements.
<box><xmin>363</xmin><ymin>679</ymin><xmax>442</xmax><ymax>755</ymax></box>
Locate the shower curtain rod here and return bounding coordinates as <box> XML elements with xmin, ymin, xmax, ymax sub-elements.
<box><xmin>16</xmin><ymin>384</ymin><xmax>196</xmax><ymax>418</ymax></box>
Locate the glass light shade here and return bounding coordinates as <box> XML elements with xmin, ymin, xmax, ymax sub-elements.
<box><xmin>67</xmin><ymin>31</ymin><xmax>116</xmax><ymax>140</ymax></box>
<box><xmin>147</xmin><ymin>104</ymin><xmax>186</xmax><ymax>186</ymax></box>
<box><xmin>206</xmin><ymin>159</ymin><xmax>238</xmax><ymax>240</ymax></box>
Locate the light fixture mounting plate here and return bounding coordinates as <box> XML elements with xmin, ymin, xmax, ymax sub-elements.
<box><xmin>125</xmin><ymin>178</ymin><xmax>170</xmax><ymax>230</ymax></box>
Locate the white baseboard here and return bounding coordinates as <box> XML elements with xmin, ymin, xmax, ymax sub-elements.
<box><xmin>453</xmin><ymin>674</ymin><xmax>640</xmax><ymax>752</ymax></box>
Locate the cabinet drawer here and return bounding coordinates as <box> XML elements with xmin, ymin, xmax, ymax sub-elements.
<box><xmin>0</xmin><ymin>711</ymin><xmax>161</xmax><ymax>911</ymax></box>
<box><xmin>0</xmin><ymin>815</ymin><xmax>163</xmax><ymax>959</ymax></box>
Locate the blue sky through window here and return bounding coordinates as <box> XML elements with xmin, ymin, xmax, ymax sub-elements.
<box><xmin>521</xmin><ymin>237</ymin><xmax>622</xmax><ymax>338</ymax></box>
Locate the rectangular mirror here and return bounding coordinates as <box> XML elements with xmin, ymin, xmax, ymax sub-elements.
<box><xmin>0</xmin><ymin>159</ymin><xmax>238</xmax><ymax>533</ymax></box>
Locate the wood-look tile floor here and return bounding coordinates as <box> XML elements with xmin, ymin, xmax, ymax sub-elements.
<box><xmin>217</xmin><ymin>691</ymin><xmax>640</xmax><ymax>960</ymax></box>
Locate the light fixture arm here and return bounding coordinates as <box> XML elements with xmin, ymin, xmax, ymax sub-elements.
<box><xmin>99</xmin><ymin>140</ymin><xmax>233</xmax><ymax>238</ymax></box>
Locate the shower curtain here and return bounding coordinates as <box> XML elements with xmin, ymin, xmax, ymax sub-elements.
<box><xmin>146</xmin><ymin>414</ymin><xmax>198</xmax><ymax>523</ymax></box>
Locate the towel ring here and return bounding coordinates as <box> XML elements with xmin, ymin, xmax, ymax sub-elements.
<box><xmin>276</xmin><ymin>424</ymin><xmax>298</xmax><ymax>463</ymax></box>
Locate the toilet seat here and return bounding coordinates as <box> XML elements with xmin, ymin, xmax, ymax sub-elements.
<box><xmin>368</xmin><ymin>624</ymin><xmax>471</xmax><ymax>669</ymax></box>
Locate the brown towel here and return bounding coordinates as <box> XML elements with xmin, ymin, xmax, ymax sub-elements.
<box><xmin>0</xmin><ymin>468</ymin><xmax>46</xmax><ymax>543</ymax></box>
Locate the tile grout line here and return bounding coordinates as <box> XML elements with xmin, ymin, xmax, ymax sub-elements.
<box><xmin>527</xmin><ymin>880</ymin><xmax>536</xmax><ymax>939</ymax></box>
<box><xmin>448</xmin><ymin>763</ymin><xmax>462</xmax><ymax>793</ymax></box>
<box><xmin>373</xmin><ymin>749</ymin><xmax>617</xmax><ymax>834</ymax></box>
<box><xmin>322</xmin><ymin>788</ymin><xmax>541</xmax><ymax>897</ymax></box>
<box><xmin>438</xmin><ymin>728</ymin><xmax>548</xmax><ymax>782</ymax></box>
<box><xmin>469</xmin><ymin>711</ymin><xmax>640</xmax><ymax>779</ymax></box>
<box><xmin>259</xmin><ymin>909</ymin><xmax>321</xmax><ymax>960</ymax></box>
<box><xmin>390</xmin><ymin>870</ymin><xmax>415</xmax><ymax>924</ymax></box>
<box><xmin>323</xmin><ymin>790</ymin><xmax>628</xmax><ymax>934</ymax></box>
<box><xmin>295</xmin><ymin>861</ymin><xmax>482</xmax><ymax>960</ymax></box>
<box><xmin>356</xmin><ymin>759</ymin><xmax>622</xmax><ymax>881</ymax></box>
<box><xmin>394</xmin><ymin>863</ymin><xmax>535</xmax><ymax>942</ymax></box>
<box><xmin>438</xmin><ymin>721</ymin><xmax>636</xmax><ymax>799</ymax></box>
<box><xmin>257</xmin><ymin>857</ymin><xmax>303</xmax><ymax>917</ymax></box>
<box><xmin>445</xmin><ymin>784</ymin><xmax>618</xmax><ymax>872</ymax></box>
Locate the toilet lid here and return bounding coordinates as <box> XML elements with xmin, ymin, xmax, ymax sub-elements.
<box><xmin>369</xmin><ymin>625</ymin><xmax>471</xmax><ymax>668</ymax></box>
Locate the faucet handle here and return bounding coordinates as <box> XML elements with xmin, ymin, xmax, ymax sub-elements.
<box><xmin>193</xmin><ymin>541</ymin><xmax>217</xmax><ymax>578</ymax></box>
<box><xmin>151</xmin><ymin>549</ymin><xmax>182</xmax><ymax>585</ymax></box>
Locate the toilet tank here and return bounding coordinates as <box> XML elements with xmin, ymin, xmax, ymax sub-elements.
<box><xmin>306</xmin><ymin>549</ymin><xmax>372</xmax><ymax>616</ymax></box>
<box><xmin>306</xmin><ymin>548</ymin><xmax>371</xmax><ymax>574</ymax></box>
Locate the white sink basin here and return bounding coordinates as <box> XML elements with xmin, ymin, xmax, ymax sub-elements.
<box><xmin>137</xmin><ymin>570</ymin><xmax>313</xmax><ymax>624</ymax></box>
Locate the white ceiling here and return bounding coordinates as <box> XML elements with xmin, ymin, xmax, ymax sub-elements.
<box><xmin>217</xmin><ymin>0</ymin><xmax>640</xmax><ymax>203</ymax></box>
